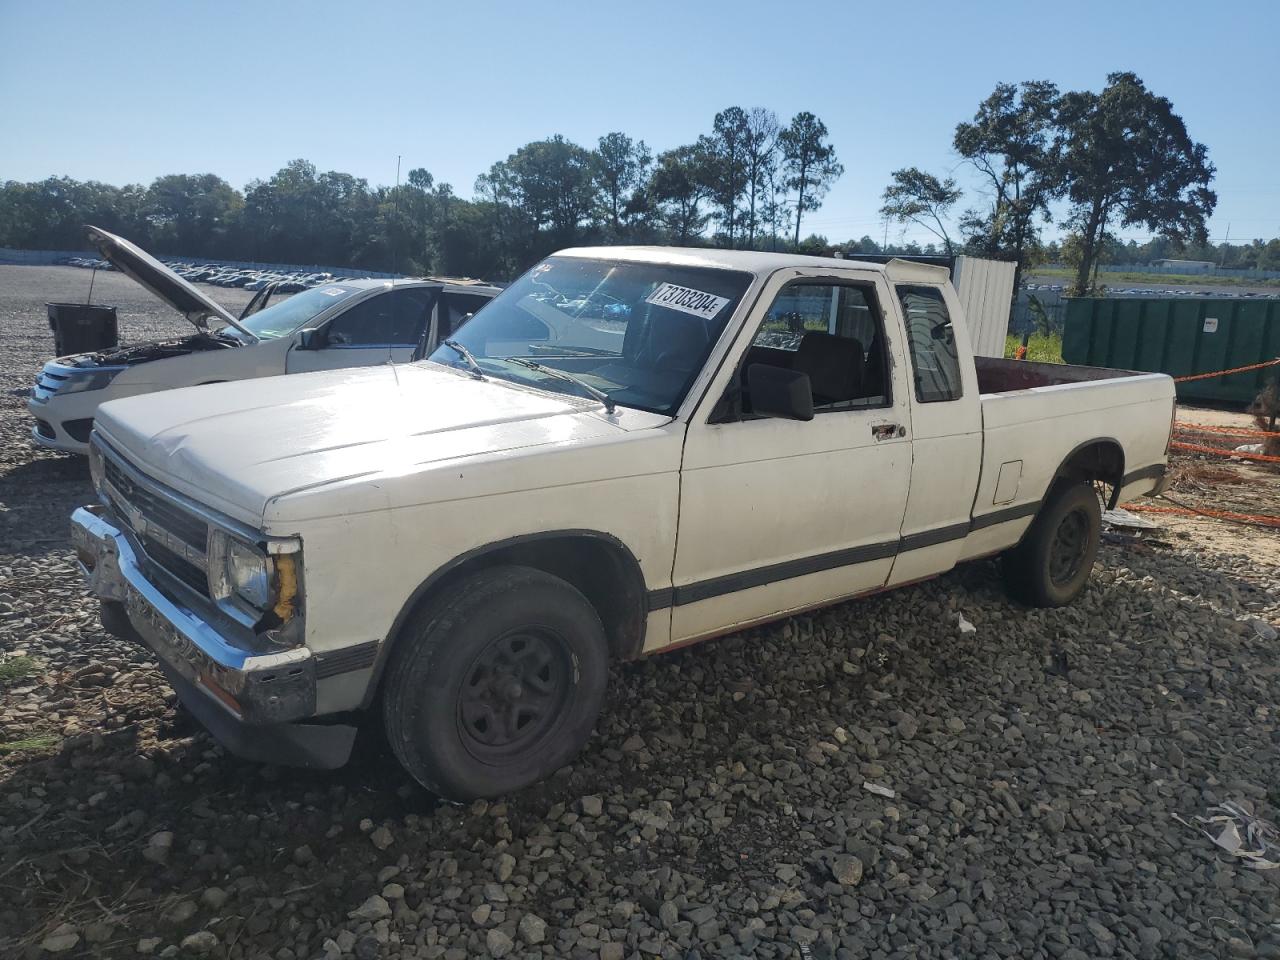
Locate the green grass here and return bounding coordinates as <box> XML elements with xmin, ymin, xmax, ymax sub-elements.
<box><xmin>0</xmin><ymin>734</ymin><xmax>59</xmax><ymax>754</ymax></box>
<box><xmin>1005</xmin><ymin>332</ymin><xmax>1064</xmax><ymax>363</ymax></box>
<box><xmin>1030</xmin><ymin>266</ymin><xmax>1280</xmax><ymax>289</ymax></box>
<box><xmin>0</xmin><ymin>655</ymin><xmax>39</xmax><ymax>684</ymax></box>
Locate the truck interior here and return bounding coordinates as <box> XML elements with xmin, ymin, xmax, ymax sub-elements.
<box><xmin>718</xmin><ymin>281</ymin><xmax>892</xmax><ymax>419</ymax></box>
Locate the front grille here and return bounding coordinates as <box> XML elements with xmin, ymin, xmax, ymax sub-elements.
<box><xmin>100</xmin><ymin>451</ymin><xmax>211</xmax><ymax>598</ymax></box>
<box><xmin>142</xmin><ymin>536</ymin><xmax>209</xmax><ymax>594</ymax></box>
<box><xmin>103</xmin><ymin>457</ymin><xmax>208</xmax><ymax>550</ymax></box>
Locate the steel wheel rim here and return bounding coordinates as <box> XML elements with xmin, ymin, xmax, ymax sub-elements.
<box><xmin>1049</xmin><ymin>508</ymin><xmax>1090</xmax><ymax>585</ymax></box>
<box><xmin>457</xmin><ymin>628</ymin><xmax>573</xmax><ymax>764</ymax></box>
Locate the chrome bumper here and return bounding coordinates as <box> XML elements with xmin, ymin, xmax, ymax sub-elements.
<box><xmin>71</xmin><ymin>504</ymin><xmax>316</xmax><ymax>725</ymax></box>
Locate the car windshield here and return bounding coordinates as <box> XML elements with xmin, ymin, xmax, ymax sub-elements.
<box><xmin>221</xmin><ymin>285</ymin><xmax>364</xmax><ymax>340</ymax></box>
<box><xmin>426</xmin><ymin>257</ymin><xmax>752</xmax><ymax>415</ymax></box>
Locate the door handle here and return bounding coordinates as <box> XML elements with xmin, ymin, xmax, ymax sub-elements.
<box><xmin>872</xmin><ymin>423</ymin><xmax>906</xmax><ymax>440</ymax></box>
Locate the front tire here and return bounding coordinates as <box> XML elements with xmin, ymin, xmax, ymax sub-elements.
<box><xmin>1001</xmin><ymin>482</ymin><xmax>1102</xmax><ymax>607</ymax></box>
<box><xmin>382</xmin><ymin>566</ymin><xmax>609</xmax><ymax>800</ymax></box>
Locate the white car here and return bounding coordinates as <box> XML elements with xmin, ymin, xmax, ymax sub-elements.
<box><xmin>29</xmin><ymin>226</ymin><xmax>502</xmax><ymax>453</ymax></box>
<box><xmin>71</xmin><ymin>247</ymin><xmax>1175</xmax><ymax>799</ymax></box>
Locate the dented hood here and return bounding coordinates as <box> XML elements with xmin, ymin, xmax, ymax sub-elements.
<box><xmin>86</xmin><ymin>225</ymin><xmax>258</xmax><ymax>341</ymax></box>
<box><xmin>93</xmin><ymin>363</ymin><xmax>658</xmax><ymax>526</ymax></box>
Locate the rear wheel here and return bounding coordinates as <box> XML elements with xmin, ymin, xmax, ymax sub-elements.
<box><xmin>1001</xmin><ymin>482</ymin><xmax>1102</xmax><ymax>607</ymax></box>
<box><xmin>382</xmin><ymin>566</ymin><xmax>609</xmax><ymax>800</ymax></box>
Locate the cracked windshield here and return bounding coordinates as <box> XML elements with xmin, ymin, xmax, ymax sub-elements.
<box><xmin>428</xmin><ymin>257</ymin><xmax>752</xmax><ymax>415</ymax></box>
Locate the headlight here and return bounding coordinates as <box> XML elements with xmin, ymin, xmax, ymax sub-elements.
<box><xmin>227</xmin><ymin>539</ymin><xmax>271</xmax><ymax>609</ymax></box>
<box><xmin>208</xmin><ymin>532</ymin><xmax>304</xmax><ymax>643</ymax></box>
<box><xmin>209</xmin><ymin>531</ymin><xmax>271</xmax><ymax>610</ymax></box>
<box><xmin>59</xmin><ymin>368</ymin><xmax>123</xmax><ymax>395</ymax></box>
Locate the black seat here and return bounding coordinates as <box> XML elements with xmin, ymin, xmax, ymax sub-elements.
<box><xmin>793</xmin><ymin>332</ymin><xmax>864</xmax><ymax>406</ymax></box>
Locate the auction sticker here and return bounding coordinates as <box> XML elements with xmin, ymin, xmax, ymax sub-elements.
<box><xmin>645</xmin><ymin>282</ymin><xmax>730</xmax><ymax>320</ymax></box>
<box><xmin>319</xmin><ymin>286</ymin><xmax>348</xmax><ymax>297</ymax></box>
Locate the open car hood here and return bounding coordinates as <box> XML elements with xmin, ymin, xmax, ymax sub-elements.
<box><xmin>86</xmin><ymin>225</ymin><xmax>259</xmax><ymax>342</ymax></box>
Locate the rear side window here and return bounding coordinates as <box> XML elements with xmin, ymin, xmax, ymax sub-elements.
<box><xmin>442</xmin><ymin>292</ymin><xmax>499</xmax><ymax>337</ymax></box>
<box><xmin>897</xmin><ymin>285</ymin><xmax>962</xmax><ymax>403</ymax></box>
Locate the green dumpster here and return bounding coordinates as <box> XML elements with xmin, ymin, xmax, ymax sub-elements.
<box><xmin>1062</xmin><ymin>297</ymin><xmax>1280</xmax><ymax>405</ymax></box>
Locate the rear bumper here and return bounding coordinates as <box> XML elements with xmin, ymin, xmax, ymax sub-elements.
<box><xmin>71</xmin><ymin>505</ymin><xmax>355</xmax><ymax>769</ymax></box>
<box><xmin>1148</xmin><ymin>471</ymin><xmax>1173</xmax><ymax>498</ymax></box>
<box><xmin>1119</xmin><ymin>462</ymin><xmax>1171</xmax><ymax>502</ymax></box>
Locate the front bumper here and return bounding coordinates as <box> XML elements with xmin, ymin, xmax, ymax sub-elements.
<box><xmin>28</xmin><ymin>395</ymin><xmax>92</xmax><ymax>454</ymax></box>
<box><xmin>71</xmin><ymin>505</ymin><xmax>356</xmax><ymax>769</ymax></box>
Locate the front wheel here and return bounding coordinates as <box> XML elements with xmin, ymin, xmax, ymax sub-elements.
<box><xmin>1001</xmin><ymin>482</ymin><xmax>1102</xmax><ymax>607</ymax></box>
<box><xmin>382</xmin><ymin>566</ymin><xmax>609</xmax><ymax>800</ymax></box>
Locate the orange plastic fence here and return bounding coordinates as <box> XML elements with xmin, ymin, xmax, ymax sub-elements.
<box><xmin>1126</xmin><ymin>502</ymin><xmax>1280</xmax><ymax>529</ymax></box>
<box><xmin>1172</xmin><ymin>356</ymin><xmax>1280</xmax><ymax>383</ymax></box>
<box><xmin>1170</xmin><ymin>441</ymin><xmax>1280</xmax><ymax>464</ymax></box>
<box><xmin>1176</xmin><ymin>421</ymin><xmax>1280</xmax><ymax>440</ymax></box>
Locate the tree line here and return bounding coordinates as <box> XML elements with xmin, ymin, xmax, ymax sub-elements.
<box><xmin>0</xmin><ymin>108</ymin><xmax>843</xmax><ymax>281</ymax></box>
<box><xmin>3</xmin><ymin>75</ymin><xmax>1266</xmax><ymax>289</ymax></box>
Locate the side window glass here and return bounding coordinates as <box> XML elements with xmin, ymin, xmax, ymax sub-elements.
<box><xmin>326</xmin><ymin>291</ymin><xmax>430</xmax><ymax>347</ymax></box>
<box><xmin>736</xmin><ymin>282</ymin><xmax>889</xmax><ymax>415</ymax></box>
<box><xmin>896</xmin><ymin>285</ymin><xmax>963</xmax><ymax>403</ymax></box>
<box><xmin>443</xmin><ymin>293</ymin><xmax>500</xmax><ymax>337</ymax></box>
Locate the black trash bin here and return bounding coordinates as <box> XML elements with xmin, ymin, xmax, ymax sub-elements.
<box><xmin>46</xmin><ymin>302</ymin><xmax>118</xmax><ymax>357</ymax></box>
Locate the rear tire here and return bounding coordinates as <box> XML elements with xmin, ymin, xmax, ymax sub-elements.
<box><xmin>1001</xmin><ymin>482</ymin><xmax>1102</xmax><ymax>607</ymax></box>
<box><xmin>382</xmin><ymin>565</ymin><xmax>609</xmax><ymax>800</ymax></box>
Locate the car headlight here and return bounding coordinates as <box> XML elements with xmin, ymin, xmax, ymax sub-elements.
<box><xmin>227</xmin><ymin>539</ymin><xmax>271</xmax><ymax>609</ymax></box>
<box><xmin>59</xmin><ymin>368</ymin><xmax>123</xmax><ymax>395</ymax></box>
<box><xmin>208</xmin><ymin>531</ymin><xmax>304</xmax><ymax>643</ymax></box>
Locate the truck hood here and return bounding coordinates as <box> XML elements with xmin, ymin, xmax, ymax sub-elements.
<box><xmin>86</xmin><ymin>225</ymin><xmax>259</xmax><ymax>342</ymax></box>
<box><xmin>94</xmin><ymin>363</ymin><xmax>663</xmax><ymax>525</ymax></box>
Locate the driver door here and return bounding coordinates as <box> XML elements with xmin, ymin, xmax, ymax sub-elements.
<box><xmin>668</xmin><ymin>270</ymin><xmax>914</xmax><ymax>643</ymax></box>
<box><xmin>287</xmin><ymin>288</ymin><xmax>435</xmax><ymax>374</ymax></box>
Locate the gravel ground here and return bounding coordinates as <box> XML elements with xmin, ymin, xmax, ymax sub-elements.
<box><xmin>2</xmin><ymin>265</ymin><xmax>1279</xmax><ymax>960</ymax></box>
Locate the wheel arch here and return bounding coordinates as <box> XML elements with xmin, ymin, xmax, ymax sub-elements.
<box><xmin>1049</xmin><ymin>437</ymin><xmax>1126</xmax><ymax>509</ymax></box>
<box><xmin>361</xmin><ymin>530</ymin><xmax>650</xmax><ymax>708</ymax></box>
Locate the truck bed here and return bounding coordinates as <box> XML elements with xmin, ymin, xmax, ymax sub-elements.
<box><xmin>965</xmin><ymin>356</ymin><xmax>1174</xmax><ymax>545</ymax></box>
<box><xmin>975</xmin><ymin>356</ymin><xmax>1144</xmax><ymax>395</ymax></box>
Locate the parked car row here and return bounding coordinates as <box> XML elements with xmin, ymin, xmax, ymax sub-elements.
<box><xmin>62</xmin><ymin>256</ymin><xmax>115</xmax><ymax>270</ymax></box>
<box><xmin>59</xmin><ymin>253</ymin><xmax>372</xmax><ymax>294</ymax></box>
<box><xmin>162</xmin><ymin>262</ymin><xmax>362</xmax><ymax>293</ymax></box>
<box><xmin>1105</xmin><ymin>287</ymin><xmax>1280</xmax><ymax>299</ymax></box>
<box><xmin>1020</xmin><ymin>281</ymin><xmax>1279</xmax><ymax>300</ymax></box>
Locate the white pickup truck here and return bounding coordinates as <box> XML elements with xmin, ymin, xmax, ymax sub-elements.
<box><xmin>71</xmin><ymin>247</ymin><xmax>1175</xmax><ymax>799</ymax></box>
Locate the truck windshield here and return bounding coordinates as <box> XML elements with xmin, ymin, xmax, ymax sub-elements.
<box><xmin>221</xmin><ymin>285</ymin><xmax>363</xmax><ymax>341</ymax></box>
<box><xmin>426</xmin><ymin>257</ymin><xmax>752</xmax><ymax>415</ymax></box>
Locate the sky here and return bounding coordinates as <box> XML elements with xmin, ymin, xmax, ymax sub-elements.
<box><xmin>2</xmin><ymin>0</ymin><xmax>1278</xmax><ymax>247</ymax></box>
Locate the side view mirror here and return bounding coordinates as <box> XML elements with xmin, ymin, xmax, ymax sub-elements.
<box><xmin>747</xmin><ymin>364</ymin><xmax>814</xmax><ymax>421</ymax></box>
<box><xmin>297</xmin><ymin>328</ymin><xmax>324</xmax><ymax>350</ymax></box>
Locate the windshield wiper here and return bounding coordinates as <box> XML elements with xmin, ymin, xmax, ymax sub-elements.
<box><xmin>442</xmin><ymin>339</ymin><xmax>485</xmax><ymax>380</ymax></box>
<box><xmin>505</xmin><ymin>358</ymin><xmax>616</xmax><ymax>414</ymax></box>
